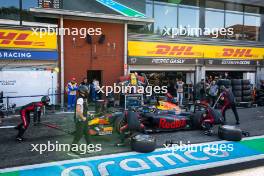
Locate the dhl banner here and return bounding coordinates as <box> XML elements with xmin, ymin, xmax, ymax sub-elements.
<box><xmin>0</xmin><ymin>29</ymin><xmax>57</xmax><ymax>50</ymax></box>
<box><xmin>128</xmin><ymin>41</ymin><xmax>264</xmax><ymax>60</ymax></box>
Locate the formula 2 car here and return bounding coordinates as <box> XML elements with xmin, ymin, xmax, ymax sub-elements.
<box><xmin>115</xmin><ymin>101</ymin><xmax>224</xmax><ymax>135</ymax></box>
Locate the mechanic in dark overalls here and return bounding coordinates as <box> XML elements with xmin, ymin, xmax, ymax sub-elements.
<box><xmin>15</xmin><ymin>96</ymin><xmax>50</xmax><ymax>141</ymax></box>
<box><xmin>71</xmin><ymin>85</ymin><xmax>91</xmax><ymax>149</ymax></box>
<box><xmin>220</xmin><ymin>86</ymin><xmax>240</xmax><ymax>125</ymax></box>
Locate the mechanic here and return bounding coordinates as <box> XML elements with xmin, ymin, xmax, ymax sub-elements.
<box><xmin>220</xmin><ymin>86</ymin><xmax>240</xmax><ymax>125</ymax></box>
<box><xmin>66</xmin><ymin>77</ymin><xmax>78</xmax><ymax>111</ymax></box>
<box><xmin>71</xmin><ymin>85</ymin><xmax>91</xmax><ymax>152</ymax></box>
<box><xmin>15</xmin><ymin>96</ymin><xmax>50</xmax><ymax>141</ymax></box>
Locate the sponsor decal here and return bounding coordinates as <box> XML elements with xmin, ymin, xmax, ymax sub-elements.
<box><xmin>1</xmin><ymin>137</ymin><xmax>264</xmax><ymax>176</ymax></box>
<box><xmin>0</xmin><ymin>50</ymin><xmax>58</xmax><ymax>60</ymax></box>
<box><xmin>96</xmin><ymin>0</ymin><xmax>145</xmax><ymax>18</ymax></box>
<box><xmin>0</xmin><ymin>29</ymin><xmax>57</xmax><ymax>49</ymax></box>
<box><xmin>128</xmin><ymin>41</ymin><xmax>264</xmax><ymax>60</ymax></box>
<box><xmin>205</xmin><ymin>59</ymin><xmax>256</xmax><ymax>65</ymax></box>
<box><xmin>128</xmin><ymin>57</ymin><xmax>198</xmax><ymax>65</ymax></box>
<box><xmin>159</xmin><ymin>118</ymin><xmax>186</xmax><ymax>129</ymax></box>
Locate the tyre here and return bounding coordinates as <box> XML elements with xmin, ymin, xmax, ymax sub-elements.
<box><xmin>127</xmin><ymin>111</ymin><xmax>141</xmax><ymax>131</ymax></box>
<box><xmin>114</xmin><ymin>114</ymin><xmax>126</xmax><ymax>134</ymax></box>
<box><xmin>243</xmin><ymin>96</ymin><xmax>252</xmax><ymax>102</ymax></box>
<box><xmin>231</xmin><ymin>79</ymin><xmax>242</xmax><ymax>85</ymax></box>
<box><xmin>192</xmin><ymin>111</ymin><xmax>204</xmax><ymax>129</ymax></box>
<box><xmin>233</xmin><ymin>91</ymin><xmax>242</xmax><ymax>97</ymax></box>
<box><xmin>242</xmin><ymin>85</ymin><xmax>251</xmax><ymax>90</ymax></box>
<box><xmin>217</xmin><ymin>79</ymin><xmax>231</xmax><ymax>87</ymax></box>
<box><xmin>232</xmin><ymin>85</ymin><xmax>242</xmax><ymax>91</ymax></box>
<box><xmin>242</xmin><ymin>80</ymin><xmax>250</xmax><ymax>85</ymax></box>
<box><xmin>242</xmin><ymin>90</ymin><xmax>252</xmax><ymax>96</ymax></box>
<box><xmin>218</xmin><ymin>125</ymin><xmax>242</xmax><ymax>141</ymax></box>
<box><xmin>235</xmin><ymin>97</ymin><xmax>242</xmax><ymax>102</ymax></box>
<box><xmin>131</xmin><ymin>134</ymin><xmax>156</xmax><ymax>153</ymax></box>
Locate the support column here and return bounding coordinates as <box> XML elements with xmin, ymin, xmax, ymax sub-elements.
<box><xmin>124</xmin><ymin>23</ymin><xmax>128</xmax><ymax>75</ymax></box>
<box><xmin>60</xmin><ymin>16</ymin><xmax>65</xmax><ymax>110</ymax></box>
<box><xmin>256</xmin><ymin>64</ymin><xmax>264</xmax><ymax>88</ymax></box>
<box><xmin>195</xmin><ymin>65</ymin><xmax>205</xmax><ymax>84</ymax></box>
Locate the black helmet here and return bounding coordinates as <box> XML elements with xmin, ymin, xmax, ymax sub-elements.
<box><xmin>41</xmin><ymin>96</ymin><xmax>50</xmax><ymax>105</ymax></box>
<box><xmin>78</xmin><ymin>85</ymin><xmax>89</xmax><ymax>98</ymax></box>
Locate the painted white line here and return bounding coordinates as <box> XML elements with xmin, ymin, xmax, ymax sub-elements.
<box><xmin>0</xmin><ymin>126</ymin><xmax>15</xmax><ymax>129</ymax></box>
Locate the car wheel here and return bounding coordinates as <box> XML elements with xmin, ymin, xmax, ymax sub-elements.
<box><xmin>242</xmin><ymin>85</ymin><xmax>251</xmax><ymax>90</ymax></box>
<box><xmin>232</xmin><ymin>85</ymin><xmax>242</xmax><ymax>91</ymax></box>
<box><xmin>231</xmin><ymin>79</ymin><xmax>242</xmax><ymax>85</ymax></box>
<box><xmin>235</xmin><ymin>97</ymin><xmax>242</xmax><ymax>102</ymax></box>
<box><xmin>127</xmin><ymin>111</ymin><xmax>141</xmax><ymax>131</ymax></box>
<box><xmin>192</xmin><ymin>111</ymin><xmax>204</xmax><ymax>129</ymax></box>
<box><xmin>233</xmin><ymin>91</ymin><xmax>242</xmax><ymax>97</ymax></box>
<box><xmin>131</xmin><ymin>134</ymin><xmax>156</xmax><ymax>153</ymax></box>
<box><xmin>218</xmin><ymin>125</ymin><xmax>242</xmax><ymax>141</ymax></box>
<box><xmin>242</xmin><ymin>80</ymin><xmax>250</xmax><ymax>85</ymax></box>
<box><xmin>114</xmin><ymin>114</ymin><xmax>126</xmax><ymax>134</ymax></box>
<box><xmin>242</xmin><ymin>90</ymin><xmax>252</xmax><ymax>96</ymax></box>
<box><xmin>242</xmin><ymin>96</ymin><xmax>252</xmax><ymax>102</ymax></box>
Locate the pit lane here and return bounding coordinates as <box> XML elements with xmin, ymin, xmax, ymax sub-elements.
<box><xmin>0</xmin><ymin>107</ymin><xmax>264</xmax><ymax>175</ymax></box>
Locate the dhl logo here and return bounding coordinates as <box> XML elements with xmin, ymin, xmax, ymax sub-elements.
<box><xmin>222</xmin><ymin>48</ymin><xmax>253</xmax><ymax>57</ymax></box>
<box><xmin>0</xmin><ymin>32</ymin><xmax>45</xmax><ymax>47</ymax></box>
<box><xmin>148</xmin><ymin>45</ymin><xmax>199</xmax><ymax>56</ymax></box>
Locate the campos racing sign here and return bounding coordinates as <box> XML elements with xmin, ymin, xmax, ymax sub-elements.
<box><xmin>0</xmin><ymin>50</ymin><xmax>58</xmax><ymax>60</ymax></box>
<box><xmin>1</xmin><ymin>137</ymin><xmax>264</xmax><ymax>176</ymax></box>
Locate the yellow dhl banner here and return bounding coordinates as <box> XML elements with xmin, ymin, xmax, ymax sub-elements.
<box><xmin>0</xmin><ymin>29</ymin><xmax>57</xmax><ymax>50</ymax></box>
<box><xmin>128</xmin><ymin>41</ymin><xmax>264</xmax><ymax>60</ymax></box>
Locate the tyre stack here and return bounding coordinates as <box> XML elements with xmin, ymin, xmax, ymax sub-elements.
<box><xmin>242</xmin><ymin>80</ymin><xmax>252</xmax><ymax>102</ymax></box>
<box><xmin>231</xmin><ymin>79</ymin><xmax>242</xmax><ymax>103</ymax></box>
<box><xmin>217</xmin><ymin>79</ymin><xmax>232</xmax><ymax>89</ymax></box>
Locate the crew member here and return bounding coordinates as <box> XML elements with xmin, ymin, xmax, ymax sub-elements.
<box><xmin>66</xmin><ymin>78</ymin><xmax>78</xmax><ymax>111</ymax></box>
<box><xmin>15</xmin><ymin>96</ymin><xmax>50</xmax><ymax>141</ymax></box>
<box><xmin>71</xmin><ymin>85</ymin><xmax>91</xmax><ymax>151</ymax></box>
<box><xmin>220</xmin><ymin>86</ymin><xmax>240</xmax><ymax>125</ymax></box>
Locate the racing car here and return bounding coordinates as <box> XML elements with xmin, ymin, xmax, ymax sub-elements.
<box><xmin>115</xmin><ymin>101</ymin><xmax>224</xmax><ymax>135</ymax></box>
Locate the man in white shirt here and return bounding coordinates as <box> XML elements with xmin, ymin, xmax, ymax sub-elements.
<box><xmin>71</xmin><ymin>85</ymin><xmax>90</xmax><ymax>149</ymax></box>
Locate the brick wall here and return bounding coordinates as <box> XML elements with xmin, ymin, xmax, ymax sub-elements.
<box><xmin>61</xmin><ymin>19</ymin><xmax>124</xmax><ymax>87</ymax></box>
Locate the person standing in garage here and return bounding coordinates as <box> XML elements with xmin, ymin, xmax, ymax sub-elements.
<box><xmin>220</xmin><ymin>86</ymin><xmax>240</xmax><ymax>125</ymax></box>
<box><xmin>66</xmin><ymin>78</ymin><xmax>78</xmax><ymax>111</ymax></box>
<box><xmin>176</xmin><ymin>78</ymin><xmax>184</xmax><ymax>106</ymax></box>
<box><xmin>209</xmin><ymin>80</ymin><xmax>218</xmax><ymax>106</ymax></box>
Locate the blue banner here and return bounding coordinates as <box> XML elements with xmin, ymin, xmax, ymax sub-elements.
<box><xmin>1</xmin><ymin>137</ymin><xmax>264</xmax><ymax>176</ymax></box>
<box><xmin>0</xmin><ymin>50</ymin><xmax>58</xmax><ymax>61</ymax></box>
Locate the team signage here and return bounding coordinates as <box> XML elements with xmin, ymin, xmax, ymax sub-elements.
<box><xmin>0</xmin><ymin>50</ymin><xmax>58</xmax><ymax>60</ymax></box>
<box><xmin>128</xmin><ymin>57</ymin><xmax>201</xmax><ymax>65</ymax></box>
<box><xmin>128</xmin><ymin>41</ymin><xmax>264</xmax><ymax>60</ymax></box>
<box><xmin>1</xmin><ymin>136</ymin><xmax>264</xmax><ymax>176</ymax></box>
<box><xmin>205</xmin><ymin>59</ymin><xmax>257</xmax><ymax>66</ymax></box>
<box><xmin>96</xmin><ymin>0</ymin><xmax>146</xmax><ymax>18</ymax></box>
<box><xmin>0</xmin><ymin>29</ymin><xmax>57</xmax><ymax>50</ymax></box>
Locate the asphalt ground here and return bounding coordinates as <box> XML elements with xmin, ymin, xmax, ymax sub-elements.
<box><xmin>0</xmin><ymin>106</ymin><xmax>264</xmax><ymax>174</ymax></box>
